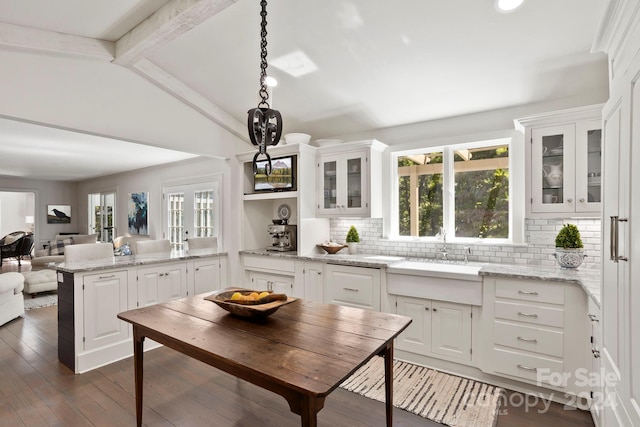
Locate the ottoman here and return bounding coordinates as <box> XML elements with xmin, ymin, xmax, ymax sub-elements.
<box><xmin>22</xmin><ymin>270</ymin><xmax>58</xmax><ymax>297</ymax></box>
<box><xmin>0</xmin><ymin>272</ymin><xmax>25</xmax><ymax>325</ymax></box>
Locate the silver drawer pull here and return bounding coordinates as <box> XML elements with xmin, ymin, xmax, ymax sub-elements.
<box><xmin>99</xmin><ymin>274</ymin><xmax>116</xmax><ymax>280</ymax></box>
<box><xmin>517</xmin><ymin>364</ymin><xmax>538</xmax><ymax>372</ymax></box>
<box><xmin>343</xmin><ymin>287</ymin><xmax>359</xmax><ymax>292</ymax></box>
<box><xmin>517</xmin><ymin>336</ymin><xmax>538</xmax><ymax>343</ymax></box>
<box><xmin>518</xmin><ymin>312</ymin><xmax>538</xmax><ymax>318</ymax></box>
<box><xmin>518</xmin><ymin>290</ymin><xmax>539</xmax><ymax>296</ymax></box>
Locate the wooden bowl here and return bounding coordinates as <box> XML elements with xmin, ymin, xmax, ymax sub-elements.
<box><xmin>205</xmin><ymin>288</ymin><xmax>296</xmax><ymax>318</ymax></box>
<box><xmin>317</xmin><ymin>244</ymin><xmax>347</xmax><ymax>254</ymax></box>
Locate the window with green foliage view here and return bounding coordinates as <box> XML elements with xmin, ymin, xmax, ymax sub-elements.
<box><xmin>396</xmin><ymin>141</ymin><xmax>509</xmax><ymax>240</ymax></box>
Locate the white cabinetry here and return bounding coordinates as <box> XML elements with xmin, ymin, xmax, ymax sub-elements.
<box><xmin>137</xmin><ymin>262</ymin><xmax>187</xmax><ymax>307</ymax></box>
<box><xmin>481</xmin><ymin>277</ymin><xmax>589</xmax><ymax>395</ymax></box>
<box><xmin>593</xmin><ymin>2</ymin><xmax>640</xmax><ymax>424</ymax></box>
<box><xmin>587</xmin><ymin>300</ymin><xmax>602</xmax><ymax>426</ymax></box>
<box><xmin>395</xmin><ymin>296</ymin><xmax>472</xmax><ymax>363</ymax></box>
<box><xmin>317</xmin><ymin>140</ymin><xmax>386</xmax><ymax>218</ymax></box>
<box><xmin>323</xmin><ymin>264</ymin><xmax>381</xmax><ymax>310</ymax></box>
<box><xmin>515</xmin><ymin>105</ymin><xmax>602</xmax><ymax>217</ymax></box>
<box><xmin>241</xmin><ymin>254</ymin><xmax>303</xmax><ymax>297</ymax></box>
<box><xmin>303</xmin><ymin>261</ymin><xmax>324</xmax><ymax>302</ymax></box>
<box><xmin>83</xmin><ymin>270</ymin><xmax>129</xmax><ymax>351</ymax></box>
<box><xmin>191</xmin><ymin>257</ymin><xmax>223</xmax><ymax>295</ymax></box>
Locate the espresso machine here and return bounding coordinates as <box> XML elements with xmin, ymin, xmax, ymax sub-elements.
<box><xmin>267</xmin><ymin>224</ymin><xmax>297</xmax><ymax>252</ymax></box>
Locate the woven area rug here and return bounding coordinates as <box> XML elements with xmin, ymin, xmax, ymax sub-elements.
<box><xmin>340</xmin><ymin>357</ymin><xmax>503</xmax><ymax>427</ymax></box>
<box><xmin>23</xmin><ymin>292</ymin><xmax>57</xmax><ymax>310</ymax></box>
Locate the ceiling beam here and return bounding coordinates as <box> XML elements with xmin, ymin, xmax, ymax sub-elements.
<box><xmin>114</xmin><ymin>0</ymin><xmax>238</xmax><ymax>66</ymax></box>
<box><xmin>0</xmin><ymin>22</ymin><xmax>114</xmax><ymax>60</ymax></box>
<box><xmin>133</xmin><ymin>59</ymin><xmax>248</xmax><ymax>142</ymax></box>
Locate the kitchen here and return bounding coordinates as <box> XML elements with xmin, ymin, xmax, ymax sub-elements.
<box><xmin>1</xmin><ymin>0</ymin><xmax>639</xmax><ymax>426</ymax></box>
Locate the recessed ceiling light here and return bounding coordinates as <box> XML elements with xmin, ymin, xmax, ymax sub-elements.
<box><xmin>495</xmin><ymin>0</ymin><xmax>524</xmax><ymax>13</ymax></box>
<box><xmin>270</xmin><ymin>50</ymin><xmax>318</xmax><ymax>78</ymax></box>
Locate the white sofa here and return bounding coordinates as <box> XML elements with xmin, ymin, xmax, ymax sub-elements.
<box><xmin>31</xmin><ymin>234</ymin><xmax>99</xmax><ymax>267</ymax></box>
<box><xmin>0</xmin><ymin>272</ymin><xmax>25</xmax><ymax>326</ymax></box>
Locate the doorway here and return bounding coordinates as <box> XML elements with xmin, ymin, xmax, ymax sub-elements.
<box><xmin>88</xmin><ymin>192</ymin><xmax>115</xmax><ymax>242</ymax></box>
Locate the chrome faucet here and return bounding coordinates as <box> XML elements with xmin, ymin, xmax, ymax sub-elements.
<box><xmin>435</xmin><ymin>227</ymin><xmax>448</xmax><ymax>260</ymax></box>
<box><xmin>463</xmin><ymin>247</ymin><xmax>471</xmax><ymax>263</ymax></box>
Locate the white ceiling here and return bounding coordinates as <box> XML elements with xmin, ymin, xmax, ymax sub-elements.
<box><xmin>0</xmin><ymin>0</ymin><xmax>608</xmax><ymax>181</ymax></box>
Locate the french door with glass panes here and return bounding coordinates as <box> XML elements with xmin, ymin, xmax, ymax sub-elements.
<box><xmin>164</xmin><ymin>182</ymin><xmax>219</xmax><ymax>251</ymax></box>
<box><xmin>88</xmin><ymin>192</ymin><xmax>115</xmax><ymax>242</ymax></box>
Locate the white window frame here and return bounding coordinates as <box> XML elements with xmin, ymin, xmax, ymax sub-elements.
<box><xmin>390</xmin><ymin>137</ymin><xmax>523</xmax><ymax>245</ymax></box>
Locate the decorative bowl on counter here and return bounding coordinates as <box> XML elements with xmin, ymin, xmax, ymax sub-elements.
<box><xmin>205</xmin><ymin>288</ymin><xmax>296</xmax><ymax>318</ymax></box>
<box><xmin>317</xmin><ymin>243</ymin><xmax>348</xmax><ymax>254</ymax></box>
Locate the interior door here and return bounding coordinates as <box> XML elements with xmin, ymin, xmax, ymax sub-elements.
<box><xmin>88</xmin><ymin>192</ymin><xmax>115</xmax><ymax>242</ymax></box>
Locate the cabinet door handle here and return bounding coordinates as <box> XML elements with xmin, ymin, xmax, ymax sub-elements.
<box><xmin>99</xmin><ymin>274</ymin><xmax>116</xmax><ymax>280</ymax></box>
<box><xmin>611</xmin><ymin>216</ymin><xmax>629</xmax><ymax>262</ymax></box>
<box><xmin>518</xmin><ymin>290</ymin><xmax>539</xmax><ymax>296</ymax></box>
<box><xmin>517</xmin><ymin>336</ymin><xmax>538</xmax><ymax>343</ymax></box>
<box><xmin>425</xmin><ymin>307</ymin><xmax>430</xmax><ymax>311</ymax></box>
<box><xmin>592</xmin><ymin>348</ymin><xmax>601</xmax><ymax>358</ymax></box>
<box><xmin>580</xmin><ymin>198</ymin><xmax>585</xmax><ymax>203</ymax></box>
<box><xmin>517</xmin><ymin>364</ymin><xmax>538</xmax><ymax>372</ymax></box>
<box><xmin>567</xmin><ymin>198</ymin><xmax>573</xmax><ymax>203</ymax></box>
<box><xmin>432</xmin><ymin>308</ymin><xmax>437</xmax><ymax>312</ymax></box>
<box><xmin>343</xmin><ymin>287</ymin><xmax>359</xmax><ymax>292</ymax></box>
<box><xmin>588</xmin><ymin>314</ymin><xmax>599</xmax><ymax>322</ymax></box>
<box><xmin>517</xmin><ymin>312</ymin><xmax>538</xmax><ymax>318</ymax></box>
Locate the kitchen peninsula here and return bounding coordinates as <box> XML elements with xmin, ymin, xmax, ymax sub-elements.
<box><xmin>56</xmin><ymin>249</ymin><xmax>227</xmax><ymax>373</ymax></box>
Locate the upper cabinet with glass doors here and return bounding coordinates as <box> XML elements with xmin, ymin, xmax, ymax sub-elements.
<box><xmin>515</xmin><ymin>105</ymin><xmax>603</xmax><ymax>217</ymax></box>
<box><xmin>316</xmin><ymin>140</ymin><xmax>387</xmax><ymax>218</ymax></box>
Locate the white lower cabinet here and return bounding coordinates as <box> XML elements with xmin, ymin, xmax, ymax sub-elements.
<box><xmin>481</xmin><ymin>277</ymin><xmax>589</xmax><ymax>396</ymax></box>
<box><xmin>323</xmin><ymin>264</ymin><xmax>381</xmax><ymax>311</ymax></box>
<box><xmin>83</xmin><ymin>270</ymin><xmax>129</xmax><ymax>351</ymax></box>
<box><xmin>303</xmin><ymin>261</ymin><xmax>324</xmax><ymax>302</ymax></box>
<box><xmin>395</xmin><ymin>296</ymin><xmax>472</xmax><ymax>362</ymax></box>
<box><xmin>137</xmin><ymin>262</ymin><xmax>187</xmax><ymax>307</ymax></box>
<box><xmin>192</xmin><ymin>257</ymin><xmax>222</xmax><ymax>295</ymax></box>
<box><xmin>249</xmin><ymin>271</ymin><xmax>293</xmax><ymax>295</ymax></box>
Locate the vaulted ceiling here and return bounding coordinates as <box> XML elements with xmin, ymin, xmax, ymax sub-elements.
<box><xmin>0</xmin><ymin>0</ymin><xmax>608</xmax><ymax>181</ymax></box>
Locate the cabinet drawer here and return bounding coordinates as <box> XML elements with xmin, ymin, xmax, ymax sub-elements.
<box><xmin>492</xmin><ymin>348</ymin><xmax>564</xmax><ymax>387</ymax></box>
<box><xmin>495</xmin><ymin>301</ymin><xmax>564</xmax><ymax>328</ymax></box>
<box><xmin>496</xmin><ymin>279</ymin><xmax>564</xmax><ymax>305</ymax></box>
<box><xmin>326</xmin><ymin>280</ymin><xmax>375</xmax><ymax>309</ymax></box>
<box><xmin>242</xmin><ymin>255</ymin><xmax>296</xmax><ymax>273</ymax></box>
<box><xmin>494</xmin><ymin>320</ymin><xmax>564</xmax><ymax>357</ymax></box>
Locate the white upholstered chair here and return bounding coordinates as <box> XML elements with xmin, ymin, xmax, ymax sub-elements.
<box><xmin>135</xmin><ymin>239</ymin><xmax>171</xmax><ymax>255</ymax></box>
<box><xmin>187</xmin><ymin>237</ymin><xmax>218</xmax><ymax>250</ymax></box>
<box><xmin>64</xmin><ymin>243</ymin><xmax>114</xmax><ymax>262</ymax></box>
<box><xmin>0</xmin><ymin>272</ymin><xmax>25</xmax><ymax>326</ymax></box>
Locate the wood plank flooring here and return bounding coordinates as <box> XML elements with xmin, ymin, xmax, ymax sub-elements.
<box><xmin>0</xmin><ymin>301</ymin><xmax>595</xmax><ymax>426</ymax></box>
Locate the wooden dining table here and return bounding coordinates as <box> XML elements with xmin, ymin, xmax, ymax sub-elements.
<box><xmin>117</xmin><ymin>293</ymin><xmax>412</xmax><ymax>427</ymax></box>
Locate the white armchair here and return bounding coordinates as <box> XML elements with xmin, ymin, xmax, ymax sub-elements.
<box><xmin>0</xmin><ymin>272</ymin><xmax>25</xmax><ymax>326</ymax></box>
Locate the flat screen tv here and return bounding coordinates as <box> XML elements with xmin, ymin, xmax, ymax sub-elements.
<box><xmin>254</xmin><ymin>155</ymin><xmax>297</xmax><ymax>192</ymax></box>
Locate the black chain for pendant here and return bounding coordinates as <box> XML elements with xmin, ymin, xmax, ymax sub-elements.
<box><xmin>258</xmin><ymin>0</ymin><xmax>270</xmax><ymax>109</ymax></box>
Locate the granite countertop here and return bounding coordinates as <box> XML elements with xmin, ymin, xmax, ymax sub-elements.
<box><xmin>240</xmin><ymin>249</ymin><xmax>601</xmax><ymax>307</ymax></box>
<box><xmin>57</xmin><ymin>249</ymin><xmax>227</xmax><ymax>273</ymax></box>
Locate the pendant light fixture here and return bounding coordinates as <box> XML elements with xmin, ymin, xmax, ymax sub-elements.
<box><xmin>247</xmin><ymin>0</ymin><xmax>282</xmax><ymax>176</ymax></box>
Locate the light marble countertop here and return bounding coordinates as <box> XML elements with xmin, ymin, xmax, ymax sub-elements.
<box><xmin>240</xmin><ymin>249</ymin><xmax>601</xmax><ymax>307</ymax></box>
<box><xmin>57</xmin><ymin>249</ymin><xmax>227</xmax><ymax>274</ymax></box>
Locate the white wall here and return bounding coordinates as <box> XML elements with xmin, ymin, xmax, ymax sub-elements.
<box><xmin>0</xmin><ymin>178</ymin><xmax>78</xmax><ymax>246</ymax></box>
<box><xmin>0</xmin><ymin>191</ymin><xmax>34</xmax><ymax>237</ymax></box>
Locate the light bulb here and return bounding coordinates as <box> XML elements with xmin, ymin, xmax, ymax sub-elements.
<box><xmin>495</xmin><ymin>0</ymin><xmax>524</xmax><ymax>13</ymax></box>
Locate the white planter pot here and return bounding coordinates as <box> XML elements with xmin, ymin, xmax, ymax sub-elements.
<box><xmin>554</xmin><ymin>248</ymin><xmax>586</xmax><ymax>268</ymax></box>
<box><xmin>347</xmin><ymin>242</ymin><xmax>358</xmax><ymax>254</ymax></box>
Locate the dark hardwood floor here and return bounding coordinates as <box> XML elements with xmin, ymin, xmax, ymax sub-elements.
<box><xmin>0</xmin><ymin>279</ymin><xmax>595</xmax><ymax>426</ymax></box>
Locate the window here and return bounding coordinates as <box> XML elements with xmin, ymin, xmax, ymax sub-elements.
<box><xmin>394</xmin><ymin>139</ymin><xmax>510</xmax><ymax>241</ymax></box>
<box><xmin>164</xmin><ymin>181</ymin><xmax>220</xmax><ymax>251</ymax></box>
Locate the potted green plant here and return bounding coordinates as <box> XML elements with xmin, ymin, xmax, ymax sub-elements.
<box><xmin>346</xmin><ymin>225</ymin><xmax>360</xmax><ymax>254</ymax></box>
<box><xmin>554</xmin><ymin>224</ymin><xmax>585</xmax><ymax>268</ymax></box>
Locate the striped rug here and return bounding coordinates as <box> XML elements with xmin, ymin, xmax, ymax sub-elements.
<box><xmin>340</xmin><ymin>356</ymin><xmax>503</xmax><ymax>427</ymax></box>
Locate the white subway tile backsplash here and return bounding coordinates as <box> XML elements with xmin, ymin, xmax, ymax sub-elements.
<box><xmin>329</xmin><ymin>217</ymin><xmax>601</xmax><ymax>267</ymax></box>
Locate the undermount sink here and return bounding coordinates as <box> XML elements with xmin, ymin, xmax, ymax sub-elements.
<box><xmin>387</xmin><ymin>261</ymin><xmax>483</xmax><ymax>305</ymax></box>
<box><xmin>364</xmin><ymin>255</ymin><xmax>405</xmax><ymax>261</ymax></box>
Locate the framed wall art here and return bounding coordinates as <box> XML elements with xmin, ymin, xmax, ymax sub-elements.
<box><xmin>47</xmin><ymin>205</ymin><xmax>71</xmax><ymax>224</ymax></box>
<box><xmin>128</xmin><ymin>192</ymin><xmax>148</xmax><ymax>235</ymax></box>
